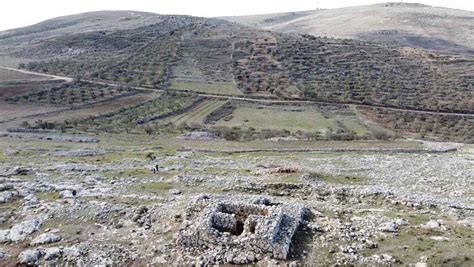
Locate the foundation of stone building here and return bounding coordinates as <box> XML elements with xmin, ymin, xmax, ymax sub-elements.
<box><xmin>177</xmin><ymin>195</ymin><xmax>306</xmax><ymax>263</ymax></box>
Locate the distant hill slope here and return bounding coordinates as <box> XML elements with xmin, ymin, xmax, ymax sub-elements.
<box><xmin>0</xmin><ymin>10</ymin><xmax>472</xmax><ymax>114</ymax></box>
<box><xmin>0</xmin><ymin>11</ymin><xmax>162</xmax><ymax>55</ymax></box>
<box><xmin>0</xmin><ymin>11</ymin><xmax>160</xmax><ymax>38</ymax></box>
<box><xmin>223</xmin><ymin>2</ymin><xmax>474</xmax><ymax>55</ymax></box>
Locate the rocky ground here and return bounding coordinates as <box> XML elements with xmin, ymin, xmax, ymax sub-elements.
<box><xmin>0</xmin><ymin>134</ymin><xmax>472</xmax><ymax>266</ymax></box>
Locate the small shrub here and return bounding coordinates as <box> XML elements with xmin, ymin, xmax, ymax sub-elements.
<box><xmin>373</xmin><ymin>130</ymin><xmax>391</xmax><ymax>140</ymax></box>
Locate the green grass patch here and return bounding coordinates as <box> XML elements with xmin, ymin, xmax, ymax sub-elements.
<box><xmin>383</xmin><ymin>211</ymin><xmax>431</xmax><ymax>225</ymax></box>
<box><xmin>107</xmin><ymin>196</ymin><xmax>160</xmax><ymax>206</ymax></box>
<box><xmin>372</xmin><ymin>226</ymin><xmax>473</xmax><ymax>265</ymax></box>
<box><xmin>0</xmin><ymin>199</ymin><xmax>21</xmax><ymax>215</ymax></box>
<box><xmin>198</xmin><ymin>166</ymin><xmax>253</xmax><ymax>176</ymax></box>
<box><xmin>79</xmin><ymin>151</ymin><xmax>145</xmax><ymax>165</ymax></box>
<box><xmin>42</xmin><ymin>218</ymin><xmax>98</xmax><ymax>241</ymax></box>
<box><xmin>340</xmin><ymin>117</ymin><xmax>370</xmax><ymax>137</ymax></box>
<box><xmin>37</xmin><ymin>192</ymin><xmax>60</xmax><ymax>201</ymax></box>
<box><xmin>0</xmin><ymin>151</ymin><xmax>8</xmax><ymax>162</ymax></box>
<box><xmin>139</xmin><ymin>182</ymin><xmax>174</xmax><ymax>192</ymax></box>
<box><xmin>201</xmin><ymin>166</ymin><xmax>230</xmax><ymax>175</ymax></box>
<box><xmin>216</xmin><ymin>106</ymin><xmax>337</xmax><ymax>133</ymax></box>
<box><xmin>103</xmin><ymin>168</ymin><xmax>159</xmax><ymax>180</ymax></box>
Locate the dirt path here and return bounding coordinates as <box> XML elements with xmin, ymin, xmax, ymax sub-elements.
<box><xmin>2</xmin><ymin>66</ymin><xmax>473</xmax><ymax>118</ymax></box>
<box><xmin>0</xmin><ymin>66</ymin><xmax>73</xmax><ymax>82</ymax></box>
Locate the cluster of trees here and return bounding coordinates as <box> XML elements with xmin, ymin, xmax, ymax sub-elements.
<box><xmin>14</xmin><ymin>15</ymin><xmax>473</xmax><ymax>118</ymax></box>
<box><xmin>359</xmin><ymin>107</ymin><xmax>474</xmax><ymax>143</ymax></box>
<box><xmin>6</xmin><ymin>82</ymin><xmax>123</xmax><ymax>106</ymax></box>
<box><xmin>274</xmin><ymin>35</ymin><xmax>473</xmax><ymax>113</ymax></box>
<box><xmin>64</xmin><ymin>93</ymin><xmax>194</xmax><ymax>134</ymax></box>
<box><xmin>232</xmin><ymin>40</ymin><xmax>297</xmax><ymax>97</ymax></box>
<box><xmin>230</xmin><ymin>33</ymin><xmax>473</xmax><ymax>113</ymax></box>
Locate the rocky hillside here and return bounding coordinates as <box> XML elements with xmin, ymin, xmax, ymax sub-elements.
<box><xmin>0</xmin><ymin>11</ymin><xmax>472</xmax><ymax>114</ymax></box>
<box><xmin>0</xmin><ymin>11</ymin><xmax>160</xmax><ymax>43</ymax></box>
<box><xmin>223</xmin><ymin>3</ymin><xmax>474</xmax><ymax>55</ymax></box>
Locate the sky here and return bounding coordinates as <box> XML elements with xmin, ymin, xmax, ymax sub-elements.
<box><xmin>0</xmin><ymin>0</ymin><xmax>473</xmax><ymax>31</ymax></box>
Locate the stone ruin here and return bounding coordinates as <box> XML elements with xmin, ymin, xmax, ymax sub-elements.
<box><xmin>177</xmin><ymin>195</ymin><xmax>306</xmax><ymax>264</ymax></box>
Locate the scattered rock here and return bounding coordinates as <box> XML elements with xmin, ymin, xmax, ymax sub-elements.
<box><xmin>0</xmin><ymin>249</ymin><xmax>9</xmax><ymax>258</ymax></box>
<box><xmin>4</xmin><ymin>149</ymin><xmax>18</xmax><ymax>156</ymax></box>
<box><xmin>366</xmin><ymin>253</ymin><xmax>395</xmax><ymax>264</ymax></box>
<box><xmin>0</xmin><ymin>184</ymin><xmax>13</xmax><ymax>191</ymax></box>
<box><xmin>12</xmin><ymin>167</ymin><xmax>33</xmax><ymax>175</ymax></box>
<box><xmin>0</xmin><ymin>191</ymin><xmax>14</xmax><ymax>203</ymax></box>
<box><xmin>43</xmin><ymin>247</ymin><xmax>62</xmax><ymax>261</ymax></box>
<box><xmin>2</xmin><ymin>132</ymin><xmax>99</xmax><ymax>143</ymax></box>
<box><xmin>178</xmin><ymin>131</ymin><xmax>217</xmax><ymax>140</ymax></box>
<box><xmin>132</xmin><ymin>206</ymin><xmax>151</xmax><ymax>229</ymax></box>
<box><xmin>169</xmin><ymin>189</ymin><xmax>182</xmax><ymax>195</ymax></box>
<box><xmin>62</xmin><ymin>246</ymin><xmax>81</xmax><ymax>259</ymax></box>
<box><xmin>0</xmin><ymin>230</ymin><xmax>9</xmax><ymax>243</ymax></box>
<box><xmin>52</xmin><ymin>163</ymin><xmax>100</xmax><ymax>172</ymax></box>
<box><xmin>31</xmin><ymin>233</ymin><xmax>61</xmax><ymax>246</ymax></box>
<box><xmin>52</xmin><ymin>148</ymin><xmax>106</xmax><ymax>157</ymax></box>
<box><xmin>258</xmin><ymin>166</ymin><xmax>299</xmax><ymax>175</ymax></box>
<box><xmin>8</xmin><ymin>218</ymin><xmax>43</xmax><ymax>242</ymax></box>
<box><xmin>18</xmin><ymin>248</ymin><xmax>42</xmax><ymax>265</ymax></box>
<box><xmin>378</xmin><ymin>222</ymin><xmax>398</xmax><ymax>233</ymax></box>
<box><xmin>430</xmin><ymin>236</ymin><xmax>449</xmax><ymax>241</ymax></box>
<box><xmin>59</xmin><ymin>190</ymin><xmax>76</xmax><ymax>199</ymax></box>
<box><xmin>457</xmin><ymin>218</ymin><xmax>474</xmax><ymax>228</ymax></box>
<box><xmin>421</xmin><ymin>220</ymin><xmax>441</xmax><ymax>230</ymax></box>
<box><xmin>23</xmin><ymin>193</ymin><xmax>40</xmax><ymax>206</ymax></box>
<box><xmin>84</xmin><ymin>175</ymin><xmax>104</xmax><ymax>185</ymax></box>
<box><xmin>394</xmin><ymin>218</ymin><xmax>409</xmax><ymax>226</ymax></box>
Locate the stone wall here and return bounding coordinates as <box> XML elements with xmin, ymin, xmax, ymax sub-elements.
<box><xmin>177</xmin><ymin>195</ymin><xmax>306</xmax><ymax>264</ymax></box>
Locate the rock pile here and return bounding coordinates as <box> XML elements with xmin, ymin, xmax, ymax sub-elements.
<box><xmin>17</xmin><ymin>246</ymin><xmax>81</xmax><ymax>265</ymax></box>
<box><xmin>177</xmin><ymin>195</ymin><xmax>306</xmax><ymax>264</ymax></box>
<box><xmin>0</xmin><ymin>218</ymin><xmax>43</xmax><ymax>243</ymax></box>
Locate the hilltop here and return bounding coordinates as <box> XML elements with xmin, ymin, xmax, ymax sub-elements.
<box><xmin>223</xmin><ymin>2</ymin><xmax>474</xmax><ymax>55</ymax></box>
<box><xmin>0</xmin><ymin>11</ymin><xmax>160</xmax><ymax>39</ymax></box>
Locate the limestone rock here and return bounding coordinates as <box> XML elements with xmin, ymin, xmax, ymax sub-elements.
<box><xmin>421</xmin><ymin>220</ymin><xmax>441</xmax><ymax>230</ymax></box>
<box><xmin>18</xmin><ymin>248</ymin><xmax>42</xmax><ymax>265</ymax></box>
<box><xmin>0</xmin><ymin>249</ymin><xmax>9</xmax><ymax>258</ymax></box>
<box><xmin>0</xmin><ymin>191</ymin><xmax>14</xmax><ymax>203</ymax></box>
<box><xmin>8</xmin><ymin>218</ymin><xmax>42</xmax><ymax>242</ymax></box>
<box><xmin>378</xmin><ymin>222</ymin><xmax>398</xmax><ymax>233</ymax></box>
<box><xmin>31</xmin><ymin>233</ymin><xmax>61</xmax><ymax>246</ymax></box>
<box><xmin>59</xmin><ymin>190</ymin><xmax>75</xmax><ymax>199</ymax></box>
<box><xmin>169</xmin><ymin>189</ymin><xmax>182</xmax><ymax>195</ymax></box>
<box><xmin>43</xmin><ymin>247</ymin><xmax>62</xmax><ymax>261</ymax></box>
<box><xmin>430</xmin><ymin>236</ymin><xmax>449</xmax><ymax>241</ymax></box>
